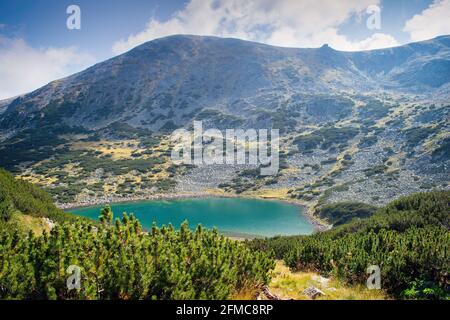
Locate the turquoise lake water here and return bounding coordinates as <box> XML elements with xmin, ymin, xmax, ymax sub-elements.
<box><xmin>68</xmin><ymin>198</ymin><xmax>314</xmax><ymax>238</ymax></box>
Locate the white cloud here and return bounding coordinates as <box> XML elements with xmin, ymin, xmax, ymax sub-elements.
<box><xmin>404</xmin><ymin>0</ymin><xmax>450</xmax><ymax>42</ymax></box>
<box><xmin>0</xmin><ymin>37</ymin><xmax>95</xmax><ymax>100</ymax></box>
<box><xmin>343</xmin><ymin>32</ymin><xmax>399</xmax><ymax>51</ymax></box>
<box><xmin>112</xmin><ymin>0</ymin><xmax>398</xmax><ymax>54</ymax></box>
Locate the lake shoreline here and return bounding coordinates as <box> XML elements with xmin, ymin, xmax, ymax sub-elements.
<box><xmin>59</xmin><ymin>192</ymin><xmax>331</xmax><ymax>233</ymax></box>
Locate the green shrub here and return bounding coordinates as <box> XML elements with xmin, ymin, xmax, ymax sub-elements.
<box><xmin>316</xmin><ymin>202</ymin><xmax>378</xmax><ymax>226</ymax></box>
<box><xmin>249</xmin><ymin>191</ymin><xmax>450</xmax><ymax>299</ymax></box>
<box><xmin>0</xmin><ymin>213</ymin><xmax>274</xmax><ymax>300</ymax></box>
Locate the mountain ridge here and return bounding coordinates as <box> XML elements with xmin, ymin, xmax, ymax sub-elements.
<box><xmin>1</xmin><ymin>34</ymin><xmax>449</xmax><ymax>133</ymax></box>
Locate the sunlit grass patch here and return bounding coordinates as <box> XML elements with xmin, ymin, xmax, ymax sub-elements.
<box><xmin>267</xmin><ymin>261</ymin><xmax>387</xmax><ymax>300</ymax></box>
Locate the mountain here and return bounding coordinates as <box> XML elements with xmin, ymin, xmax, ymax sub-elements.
<box><xmin>0</xmin><ymin>97</ymin><xmax>13</xmax><ymax>115</ymax></box>
<box><xmin>0</xmin><ymin>35</ymin><xmax>448</xmax><ymax>207</ymax></box>
<box><xmin>0</xmin><ymin>35</ymin><xmax>449</xmax><ymax>132</ymax></box>
<box><xmin>350</xmin><ymin>35</ymin><xmax>450</xmax><ymax>88</ymax></box>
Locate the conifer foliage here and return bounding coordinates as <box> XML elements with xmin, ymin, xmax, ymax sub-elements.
<box><xmin>249</xmin><ymin>191</ymin><xmax>450</xmax><ymax>299</ymax></box>
<box><xmin>0</xmin><ymin>212</ymin><xmax>274</xmax><ymax>299</ymax></box>
<box><xmin>0</xmin><ymin>169</ymin><xmax>274</xmax><ymax>300</ymax></box>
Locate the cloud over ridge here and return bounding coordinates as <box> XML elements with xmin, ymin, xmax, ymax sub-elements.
<box><xmin>404</xmin><ymin>0</ymin><xmax>450</xmax><ymax>42</ymax></box>
<box><xmin>0</xmin><ymin>37</ymin><xmax>94</xmax><ymax>100</ymax></box>
<box><xmin>112</xmin><ymin>0</ymin><xmax>399</xmax><ymax>54</ymax></box>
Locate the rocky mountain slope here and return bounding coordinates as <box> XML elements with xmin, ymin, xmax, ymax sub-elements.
<box><xmin>0</xmin><ymin>35</ymin><xmax>449</xmax><ymax>132</ymax></box>
<box><xmin>0</xmin><ymin>35</ymin><xmax>448</xmax><ymax>207</ymax></box>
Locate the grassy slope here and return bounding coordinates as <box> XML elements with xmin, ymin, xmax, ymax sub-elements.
<box><xmin>10</xmin><ymin>212</ymin><xmax>51</xmax><ymax>235</ymax></box>
<box><xmin>267</xmin><ymin>261</ymin><xmax>386</xmax><ymax>300</ymax></box>
<box><xmin>0</xmin><ymin>168</ymin><xmax>81</xmax><ymax>228</ymax></box>
<box><xmin>315</xmin><ymin>202</ymin><xmax>378</xmax><ymax>226</ymax></box>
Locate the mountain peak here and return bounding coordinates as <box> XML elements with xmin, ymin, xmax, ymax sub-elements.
<box><xmin>1</xmin><ymin>34</ymin><xmax>449</xmax><ymax>132</ymax></box>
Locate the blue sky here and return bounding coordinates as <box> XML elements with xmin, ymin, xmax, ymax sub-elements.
<box><xmin>0</xmin><ymin>0</ymin><xmax>184</xmax><ymax>60</ymax></box>
<box><xmin>1</xmin><ymin>0</ymin><xmax>449</xmax><ymax>99</ymax></box>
